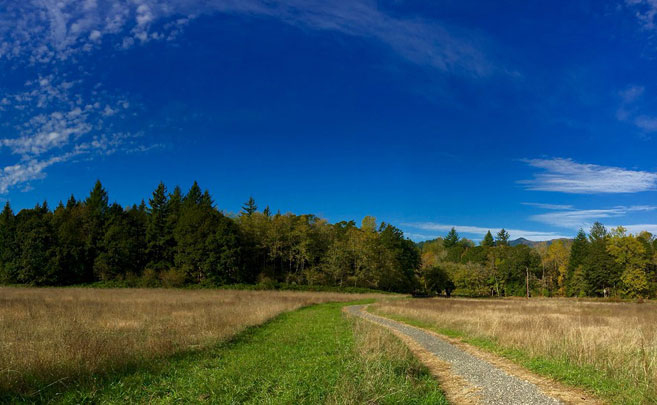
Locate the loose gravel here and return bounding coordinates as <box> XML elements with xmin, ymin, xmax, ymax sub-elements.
<box><xmin>346</xmin><ymin>305</ymin><xmax>562</xmax><ymax>405</ymax></box>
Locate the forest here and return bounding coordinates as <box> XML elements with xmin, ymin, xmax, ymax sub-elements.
<box><xmin>421</xmin><ymin>225</ymin><xmax>657</xmax><ymax>298</ymax></box>
<box><xmin>0</xmin><ymin>180</ymin><xmax>655</xmax><ymax>297</ymax></box>
<box><xmin>0</xmin><ymin>181</ymin><xmax>418</xmax><ymax>292</ymax></box>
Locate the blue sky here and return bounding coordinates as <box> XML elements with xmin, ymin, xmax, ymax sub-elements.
<box><xmin>1</xmin><ymin>0</ymin><xmax>657</xmax><ymax>241</ymax></box>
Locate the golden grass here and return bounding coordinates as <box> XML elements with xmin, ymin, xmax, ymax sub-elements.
<box><xmin>0</xmin><ymin>287</ymin><xmax>379</xmax><ymax>395</ymax></box>
<box><xmin>373</xmin><ymin>298</ymin><xmax>657</xmax><ymax>401</ymax></box>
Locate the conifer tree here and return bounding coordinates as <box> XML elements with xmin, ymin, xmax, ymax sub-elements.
<box><xmin>146</xmin><ymin>182</ymin><xmax>172</xmax><ymax>269</ymax></box>
<box><xmin>443</xmin><ymin>228</ymin><xmax>460</xmax><ymax>248</ymax></box>
<box><xmin>0</xmin><ymin>202</ymin><xmax>17</xmax><ymax>283</ymax></box>
<box><xmin>495</xmin><ymin>229</ymin><xmax>510</xmax><ymax>246</ymax></box>
<box><xmin>242</xmin><ymin>197</ymin><xmax>258</xmax><ymax>216</ymax></box>
<box><xmin>482</xmin><ymin>230</ymin><xmax>495</xmax><ymax>247</ymax></box>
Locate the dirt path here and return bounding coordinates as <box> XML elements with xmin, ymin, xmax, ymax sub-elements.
<box><xmin>346</xmin><ymin>305</ymin><xmax>600</xmax><ymax>405</ymax></box>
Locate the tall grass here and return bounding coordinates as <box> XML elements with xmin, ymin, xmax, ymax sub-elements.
<box><xmin>373</xmin><ymin>298</ymin><xmax>657</xmax><ymax>403</ymax></box>
<box><xmin>0</xmin><ymin>287</ymin><xmax>381</xmax><ymax>396</ymax></box>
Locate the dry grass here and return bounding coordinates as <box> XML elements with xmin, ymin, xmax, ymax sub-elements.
<box><xmin>327</xmin><ymin>314</ymin><xmax>447</xmax><ymax>404</ymax></box>
<box><xmin>0</xmin><ymin>287</ymin><xmax>379</xmax><ymax>395</ymax></box>
<box><xmin>373</xmin><ymin>298</ymin><xmax>657</xmax><ymax>402</ymax></box>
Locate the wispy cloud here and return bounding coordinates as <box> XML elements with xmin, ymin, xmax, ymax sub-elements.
<box><xmin>626</xmin><ymin>0</ymin><xmax>657</xmax><ymax>30</ymax></box>
<box><xmin>522</xmin><ymin>202</ymin><xmax>574</xmax><ymax>210</ymax></box>
<box><xmin>0</xmin><ymin>75</ymin><xmax>155</xmax><ymax>194</ymax></box>
<box><xmin>520</xmin><ymin>158</ymin><xmax>657</xmax><ymax>194</ymax></box>
<box><xmin>617</xmin><ymin>224</ymin><xmax>657</xmax><ymax>234</ymax></box>
<box><xmin>0</xmin><ymin>0</ymin><xmax>498</xmax><ymax>77</ymax></box>
<box><xmin>0</xmin><ymin>152</ymin><xmax>79</xmax><ymax>194</ymax></box>
<box><xmin>616</xmin><ymin>84</ymin><xmax>657</xmax><ymax>134</ymax></box>
<box><xmin>530</xmin><ymin>205</ymin><xmax>657</xmax><ymax>229</ymax></box>
<box><xmin>403</xmin><ymin>222</ymin><xmax>570</xmax><ymax>241</ymax></box>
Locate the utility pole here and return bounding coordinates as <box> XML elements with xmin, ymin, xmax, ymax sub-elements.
<box><xmin>526</xmin><ymin>266</ymin><xmax>530</xmax><ymax>299</ymax></box>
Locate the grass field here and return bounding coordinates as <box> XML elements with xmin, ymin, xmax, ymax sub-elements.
<box><xmin>372</xmin><ymin>297</ymin><xmax>657</xmax><ymax>404</ymax></box>
<box><xmin>1</xmin><ymin>292</ymin><xmax>446</xmax><ymax>404</ymax></box>
<box><xmin>0</xmin><ymin>287</ymin><xmax>382</xmax><ymax>398</ymax></box>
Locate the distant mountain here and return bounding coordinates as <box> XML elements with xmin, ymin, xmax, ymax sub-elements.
<box><xmin>509</xmin><ymin>238</ymin><xmax>573</xmax><ymax>248</ymax></box>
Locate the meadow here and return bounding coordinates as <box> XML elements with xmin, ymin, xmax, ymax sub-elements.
<box><xmin>372</xmin><ymin>297</ymin><xmax>657</xmax><ymax>403</ymax></box>
<box><xmin>0</xmin><ymin>287</ymin><xmax>382</xmax><ymax>398</ymax></box>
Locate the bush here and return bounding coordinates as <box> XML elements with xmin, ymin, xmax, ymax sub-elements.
<box><xmin>160</xmin><ymin>268</ymin><xmax>186</xmax><ymax>288</ymax></box>
<box><xmin>140</xmin><ymin>269</ymin><xmax>160</xmax><ymax>287</ymax></box>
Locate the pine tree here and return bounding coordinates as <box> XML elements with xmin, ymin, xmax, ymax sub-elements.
<box><xmin>482</xmin><ymin>230</ymin><xmax>495</xmax><ymax>247</ymax></box>
<box><xmin>83</xmin><ymin>180</ymin><xmax>109</xmax><ymax>280</ymax></box>
<box><xmin>146</xmin><ymin>182</ymin><xmax>172</xmax><ymax>269</ymax></box>
<box><xmin>443</xmin><ymin>228</ymin><xmax>460</xmax><ymax>248</ymax></box>
<box><xmin>0</xmin><ymin>202</ymin><xmax>17</xmax><ymax>283</ymax></box>
<box><xmin>496</xmin><ymin>229</ymin><xmax>510</xmax><ymax>246</ymax></box>
<box><xmin>566</xmin><ymin>229</ymin><xmax>588</xmax><ymax>296</ymax></box>
<box><xmin>241</xmin><ymin>197</ymin><xmax>258</xmax><ymax>216</ymax></box>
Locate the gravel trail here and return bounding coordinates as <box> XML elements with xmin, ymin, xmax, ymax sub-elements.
<box><xmin>346</xmin><ymin>305</ymin><xmax>562</xmax><ymax>405</ymax></box>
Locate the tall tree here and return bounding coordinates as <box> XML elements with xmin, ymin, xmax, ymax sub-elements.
<box><xmin>241</xmin><ymin>197</ymin><xmax>258</xmax><ymax>216</ymax></box>
<box><xmin>584</xmin><ymin>222</ymin><xmax>621</xmax><ymax>296</ymax></box>
<box><xmin>482</xmin><ymin>231</ymin><xmax>495</xmax><ymax>247</ymax></box>
<box><xmin>146</xmin><ymin>182</ymin><xmax>172</xmax><ymax>269</ymax></box>
<box><xmin>443</xmin><ymin>228</ymin><xmax>460</xmax><ymax>248</ymax></box>
<box><xmin>607</xmin><ymin>227</ymin><xmax>650</xmax><ymax>298</ymax></box>
<box><xmin>566</xmin><ymin>229</ymin><xmax>588</xmax><ymax>296</ymax></box>
<box><xmin>0</xmin><ymin>202</ymin><xmax>17</xmax><ymax>283</ymax></box>
<box><xmin>496</xmin><ymin>229</ymin><xmax>510</xmax><ymax>246</ymax></box>
<box><xmin>83</xmin><ymin>180</ymin><xmax>109</xmax><ymax>277</ymax></box>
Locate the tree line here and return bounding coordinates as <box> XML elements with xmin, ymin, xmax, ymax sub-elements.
<box><xmin>2</xmin><ymin>181</ymin><xmax>655</xmax><ymax>297</ymax></box>
<box><xmin>0</xmin><ymin>181</ymin><xmax>419</xmax><ymax>292</ymax></box>
<box><xmin>419</xmin><ymin>224</ymin><xmax>657</xmax><ymax>298</ymax></box>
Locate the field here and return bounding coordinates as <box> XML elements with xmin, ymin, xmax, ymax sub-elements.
<box><xmin>372</xmin><ymin>297</ymin><xmax>657</xmax><ymax>403</ymax></box>
<box><xmin>0</xmin><ymin>287</ymin><xmax>383</xmax><ymax>399</ymax></box>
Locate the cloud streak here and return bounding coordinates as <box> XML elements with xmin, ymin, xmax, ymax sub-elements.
<box><xmin>403</xmin><ymin>222</ymin><xmax>570</xmax><ymax>241</ymax></box>
<box><xmin>530</xmin><ymin>205</ymin><xmax>657</xmax><ymax>229</ymax></box>
<box><xmin>0</xmin><ymin>0</ymin><xmax>498</xmax><ymax>77</ymax></box>
<box><xmin>520</xmin><ymin>158</ymin><xmax>657</xmax><ymax>194</ymax></box>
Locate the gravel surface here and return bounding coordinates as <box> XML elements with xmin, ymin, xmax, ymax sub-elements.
<box><xmin>346</xmin><ymin>305</ymin><xmax>562</xmax><ymax>405</ymax></box>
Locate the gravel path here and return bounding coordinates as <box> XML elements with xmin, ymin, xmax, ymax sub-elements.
<box><xmin>346</xmin><ymin>305</ymin><xmax>562</xmax><ymax>405</ymax></box>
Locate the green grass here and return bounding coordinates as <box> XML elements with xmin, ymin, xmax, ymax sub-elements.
<box><xmin>8</xmin><ymin>300</ymin><xmax>446</xmax><ymax>404</ymax></box>
<box><xmin>370</xmin><ymin>307</ymin><xmax>649</xmax><ymax>405</ymax></box>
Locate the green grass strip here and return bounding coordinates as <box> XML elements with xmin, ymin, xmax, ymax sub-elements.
<box><xmin>12</xmin><ymin>300</ymin><xmax>445</xmax><ymax>404</ymax></box>
<box><xmin>369</xmin><ymin>307</ymin><xmax>651</xmax><ymax>405</ymax></box>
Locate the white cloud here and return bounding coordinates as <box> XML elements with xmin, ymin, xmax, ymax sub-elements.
<box><xmin>619</xmin><ymin>85</ymin><xmax>645</xmax><ymax>103</ymax></box>
<box><xmin>0</xmin><ymin>0</ymin><xmax>498</xmax><ymax>77</ymax></box>
<box><xmin>520</xmin><ymin>158</ymin><xmax>657</xmax><ymax>194</ymax></box>
<box><xmin>403</xmin><ymin>222</ymin><xmax>570</xmax><ymax>241</ymax></box>
<box><xmin>530</xmin><ymin>205</ymin><xmax>657</xmax><ymax>229</ymax></box>
<box><xmin>0</xmin><ymin>152</ymin><xmax>79</xmax><ymax>194</ymax></box>
<box><xmin>626</xmin><ymin>0</ymin><xmax>657</xmax><ymax>30</ymax></box>
<box><xmin>0</xmin><ymin>75</ymin><xmax>158</xmax><ymax>193</ymax></box>
<box><xmin>616</xmin><ymin>224</ymin><xmax>657</xmax><ymax>234</ymax></box>
<box><xmin>522</xmin><ymin>202</ymin><xmax>574</xmax><ymax>210</ymax></box>
<box><xmin>634</xmin><ymin>115</ymin><xmax>657</xmax><ymax>132</ymax></box>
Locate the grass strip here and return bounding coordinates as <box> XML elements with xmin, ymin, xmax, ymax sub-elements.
<box><xmin>8</xmin><ymin>300</ymin><xmax>446</xmax><ymax>404</ymax></box>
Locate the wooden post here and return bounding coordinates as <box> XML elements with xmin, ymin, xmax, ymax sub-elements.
<box><xmin>526</xmin><ymin>266</ymin><xmax>530</xmax><ymax>299</ymax></box>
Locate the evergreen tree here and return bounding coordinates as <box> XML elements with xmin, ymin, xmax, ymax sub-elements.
<box><xmin>482</xmin><ymin>230</ymin><xmax>495</xmax><ymax>247</ymax></box>
<box><xmin>0</xmin><ymin>202</ymin><xmax>17</xmax><ymax>283</ymax></box>
<box><xmin>146</xmin><ymin>182</ymin><xmax>172</xmax><ymax>269</ymax></box>
<box><xmin>83</xmin><ymin>180</ymin><xmax>109</xmax><ymax>279</ymax></box>
<box><xmin>241</xmin><ymin>197</ymin><xmax>258</xmax><ymax>216</ymax></box>
<box><xmin>496</xmin><ymin>229</ymin><xmax>510</xmax><ymax>246</ymax></box>
<box><xmin>566</xmin><ymin>229</ymin><xmax>588</xmax><ymax>296</ymax></box>
<box><xmin>52</xmin><ymin>197</ymin><xmax>88</xmax><ymax>284</ymax></box>
<box><xmin>15</xmin><ymin>203</ymin><xmax>57</xmax><ymax>284</ymax></box>
<box><xmin>443</xmin><ymin>228</ymin><xmax>460</xmax><ymax>248</ymax></box>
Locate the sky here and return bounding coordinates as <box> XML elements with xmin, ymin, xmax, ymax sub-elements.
<box><xmin>1</xmin><ymin>0</ymin><xmax>657</xmax><ymax>242</ymax></box>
